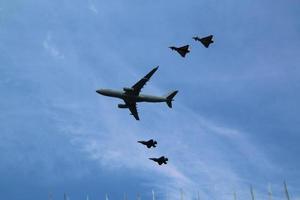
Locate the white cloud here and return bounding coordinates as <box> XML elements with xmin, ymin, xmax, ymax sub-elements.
<box><xmin>43</xmin><ymin>33</ymin><xmax>64</xmax><ymax>59</ymax></box>
<box><xmin>88</xmin><ymin>4</ymin><xmax>98</xmax><ymax>15</ymax></box>
<box><xmin>49</xmin><ymin>84</ymin><xmax>280</xmax><ymax>200</ymax></box>
<box><xmin>39</xmin><ymin>44</ymin><xmax>281</xmax><ymax>199</ymax></box>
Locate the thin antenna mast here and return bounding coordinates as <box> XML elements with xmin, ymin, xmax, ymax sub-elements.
<box><xmin>49</xmin><ymin>193</ymin><xmax>53</xmax><ymax>200</ymax></box>
<box><xmin>152</xmin><ymin>190</ymin><xmax>155</xmax><ymax>200</ymax></box>
<box><xmin>180</xmin><ymin>189</ymin><xmax>183</xmax><ymax>200</ymax></box>
<box><xmin>268</xmin><ymin>184</ymin><xmax>273</xmax><ymax>200</ymax></box>
<box><xmin>284</xmin><ymin>181</ymin><xmax>291</xmax><ymax>200</ymax></box>
<box><xmin>166</xmin><ymin>191</ymin><xmax>168</xmax><ymax>200</ymax></box>
<box><xmin>250</xmin><ymin>185</ymin><xmax>255</xmax><ymax>200</ymax></box>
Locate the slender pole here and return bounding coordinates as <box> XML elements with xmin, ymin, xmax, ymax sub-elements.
<box><xmin>180</xmin><ymin>189</ymin><xmax>183</xmax><ymax>200</ymax></box>
<box><xmin>268</xmin><ymin>184</ymin><xmax>273</xmax><ymax>200</ymax></box>
<box><xmin>233</xmin><ymin>191</ymin><xmax>237</xmax><ymax>200</ymax></box>
<box><xmin>49</xmin><ymin>193</ymin><xmax>53</xmax><ymax>200</ymax></box>
<box><xmin>250</xmin><ymin>185</ymin><xmax>255</xmax><ymax>200</ymax></box>
<box><xmin>284</xmin><ymin>181</ymin><xmax>291</xmax><ymax>200</ymax></box>
<box><xmin>152</xmin><ymin>190</ymin><xmax>155</xmax><ymax>200</ymax></box>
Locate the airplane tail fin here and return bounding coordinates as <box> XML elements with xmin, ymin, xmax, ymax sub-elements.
<box><xmin>165</xmin><ymin>90</ymin><xmax>178</xmax><ymax>108</ymax></box>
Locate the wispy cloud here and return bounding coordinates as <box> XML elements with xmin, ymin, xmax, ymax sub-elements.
<box><xmin>88</xmin><ymin>3</ymin><xmax>98</xmax><ymax>15</ymax></box>
<box><xmin>1</xmin><ymin>0</ymin><xmax>299</xmax><ymax>199</ymax></box>
<box><xmin>43</xmin><ymin>33</ymin><xmax>64</xmax><ymax>59</ymax></box>
<box><xmin>47</xmin><ymin>71</ymin><xmax>280</xmax><ymax>200</ymax></box>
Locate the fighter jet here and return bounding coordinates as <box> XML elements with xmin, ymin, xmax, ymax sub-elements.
<box><xmin>149</xmin><ymin>156</ymin><xmax>168</xmax><ymax>165</ymax></box>
<box><xmin>96</xmin><ymin>66</ymin><xmax>178</xmax><ymax>120</ymax></box>
<box><xmin>138</xmin><ymin>139</ymin><xmax>157</xmax><ymax>148</ymax></box>
<box><xmin>169</xmin><ymin>45</ymin><xmax>190</xmax><ymax>57</ymax></box>
<box><xmin>193</xmin><ymin>35</ymin><xmax>214</xmax><ymax>48</ymax></box>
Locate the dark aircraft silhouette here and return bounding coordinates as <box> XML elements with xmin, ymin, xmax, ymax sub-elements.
<box><xmin>138</xmin><ymin>139</ymin><xmax>157</xmax><ymax>148</ymax></box>
<box><xmin>169</xmin><ymin>45</ymin><xmax>190</xmax><ymax>57</ymax></box>
<box><xmin>96</xmin><ymin>66</ymin><xmax>178</xmax><ymax>120</ymax></box>
<box><xmin>193</xmin><ymin>35</ymin><xmax>214</xmax><ymax>48</ymax></box>
<box><xmin>149</xmin><ymin>156</ymin><xmax>168</xmax><ymax>165</ymax></box>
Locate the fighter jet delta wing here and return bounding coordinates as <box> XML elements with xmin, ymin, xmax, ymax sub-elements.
<box><xmin>181</xmin><ymin>45</ymin><xmax>189</xmax><ymax>51</ymax></box>
<box><xmin>126</xmin><ymin>66</ymin><xmax>159</xmax><ymax>96</ymax></box>
<box><xmin>169</xmin><ymin>45</ymin><xmax>190</xmax><ymax>58</ymax></box>
<box><xmin>177</xmin><ymin>45</ymin><xmax>190</xmax><ymax>57</ymax></box>
<box><xmin>124</xmin><ymin>100</ymin><xmax>139</xmax><ymax>120</ymax></box>
<box><xmin>193</xmin><ymin>35</ymin><xmax>214</xmax><ymax>48</ymax></box>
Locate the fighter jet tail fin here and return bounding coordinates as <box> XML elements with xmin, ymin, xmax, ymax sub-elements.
<box><xmin>165</xmin><ymin>91</ymin><xmax>178</xmax><ymax>108</ymax></box>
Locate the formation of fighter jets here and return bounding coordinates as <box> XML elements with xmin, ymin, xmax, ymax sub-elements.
<box><xmin>169</xmin><ymin>35</ymin><xmax>214</xmax><ymax>58</ymax></box>
<box><xmin>97</xmin><ymin>35</ymin><xmax>214</xmax><ymax>166</ymax></box>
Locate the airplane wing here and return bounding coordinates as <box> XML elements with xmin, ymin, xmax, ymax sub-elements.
<box><xmin>200</xmin><ymin>35</ymin><xmax>213</xmax><ymax>48</ymax></box>
<box><xmin>124</xmin><ymin>100</ymin><xmax>139</xmax><ymax>120</ymax></box>
<box><xmin>200</xmin><ymin>41</ymin><xmax>210</xmax><ymax>48</ymax></box>
<box><xmin>180</xmin><ymin>45</ymin><xmax>189</xmax><ymax>51</ymax></box>
<box><xmin>178</xmin><ymin>51</ymin><xmax>187</xmax><ymax>57</ymax></box>
<box><xmin>201</xmin><ymin>35</ymin><xmax>212</xmax><ymax>40</ymax></box>
<box><xmin>128</xmin><ymin>66</ymin><xmax>159</xmax><ymax>95</ymax></box>
<box><xmin>178</xmin><ymin>45</ymin><xmax>189</xmax><ymax>57</ymax></box>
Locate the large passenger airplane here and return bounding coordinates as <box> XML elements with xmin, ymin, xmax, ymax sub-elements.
<box><xmin>96</xmin><ymin>66</ymin><xmax>178</xmax><ymax>120</ymax></box>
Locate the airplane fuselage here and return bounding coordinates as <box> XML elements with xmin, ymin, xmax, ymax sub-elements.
<box><xmin>96</xmin><ymin>89</ymin><xmax>167</xmax><ymax>103</ymax></box>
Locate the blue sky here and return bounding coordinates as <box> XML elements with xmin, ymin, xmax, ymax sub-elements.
<box><xmin>0</xmin><ymin>0</ymin><xmax>300</xmax><ymax>199</ymax></box>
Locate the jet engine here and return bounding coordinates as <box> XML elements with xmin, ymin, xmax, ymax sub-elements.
<box><xmin>123</xmin><ymin>87</ymin><xmax>134</xmax><ymax>92</ymax></box>
<box><xmin>118</xmin><ymin>104</ymin><xmax>129</xmax><ymax>108</ymax></box>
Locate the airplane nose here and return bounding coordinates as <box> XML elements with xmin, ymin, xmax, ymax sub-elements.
<box><xmin>96</xmin><ymin>89</ymin><xmax>104</xmax><ymax>95</ymax></box>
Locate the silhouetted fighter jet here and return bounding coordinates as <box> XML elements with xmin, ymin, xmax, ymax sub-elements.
<box><xmin>138</xmin><ymin>139</ymin><xmax>157</xmax><ymax>148</ymax></box>
<box><xmin>193</xmin><ymin>35</ymin><xmax>214</xmax><ymax>48</ymax></box>
<box><xmin>169</xmin><ymin>45</ymin><xmax>190</xmax><ymax>57</ymax></box>
<box><xmin>149</xmin><ymin>156</ymin><xmax>168</xmax><ymax>165</ymax></box>
<box><xmin>96</xmin><ymin>66</ymin><xmax>178</xmax><ymax>120</ymax></box>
